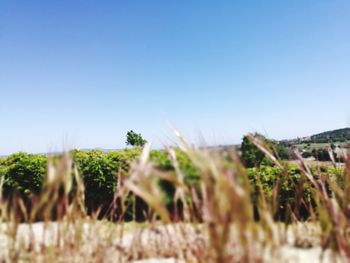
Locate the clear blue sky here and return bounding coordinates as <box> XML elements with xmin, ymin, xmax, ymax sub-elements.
<box><xmin>1</xmin><ymin>1</ymin><xmax>350</xmax><ymax>154</ymax></box>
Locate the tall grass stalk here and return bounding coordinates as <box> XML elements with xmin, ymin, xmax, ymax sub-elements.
<box><xmin>0</xmin><ymin>132</ymin><xmax>349</xmax><ymax>262</ymax></box>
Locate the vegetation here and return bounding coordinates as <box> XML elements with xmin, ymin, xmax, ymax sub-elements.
<box><xmin>310</xmin><ymin>127</ymin><xmax>350</xmax><ymax>143</ymax></box>
<box><xmin>281</xmin><ymin>127</ymin><xmax>350</xmax><ymax>145</ymax></box>
<box><xmin>240</xmin><ymin>133</ymin><xmax>290</xmax><ymax>168</ymax></box>
<box><xmin>0</xmin><ymin>132</ymin><xmax>349</xmax><ymax>262</ymax></box>
<box><xmin>0</xmin><ymin>137</ymin><xmax>343</xmax><ymax>221</ymax></box>
<box><xmin>1</xmin><ymin>152</ymin><xmax>47</xmax><ymax>197</ymax></box>
<box><xmin>125</xmin><ymin>130</ymin><xmax>147</xmax><ymax>147</ymax></box>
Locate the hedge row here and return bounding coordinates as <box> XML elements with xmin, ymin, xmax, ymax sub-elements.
<box><xmin>0</xmin><ymin>149</ymin><xmax>199</xmax><ymax>217</ymax></box>
<box><xmin>0</xmin><ymin>149</ymin><xmax>340</xmax><ymax>220</ymax></box>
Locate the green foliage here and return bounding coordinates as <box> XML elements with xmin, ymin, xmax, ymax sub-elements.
<box><xmin>73</xmin><ymin>150</ymin><xmax>116</xmax><ymax>210</ymax></box>
<box><xmin>310</xmin><ymin>127</ymin><xmax>350</xmax><ymax>143</ymax></box>
<box><xmin>149</xmin><ymin>149</ymin><xmax>200</xmax><ymax>183</ymax></box>
<box><xmin>126</xmin><ymin>130</ymin><xmax>147</xmax><ymax>147</ymax></box>
<box><xmin>0</xmin><ymin>148</ymin><xmax>144</xmax><ymax>216</ymax></box>
<box><xmin>176</xmin><ymin>151</ymin><xmax>200</xmax><ymax>184</ymax></box>
<box><xmin>301</xmin><ymin>151</ymin><xmax>313</xmax><ymax>158</ymax></box>
<box><xmin>240</xmin><ymin>134</ymin><xmax>271</xmax><ymax>168</ymax></box>
<box><xmin>149</xmin><ymin>149</ymin><xmax>200</xmax><ymax>209</ymax></box>
<box><xmin>150</xmin><ymin>150</ymin><xmax>200</xmax><ymax>184</ymax></box>
<box><xmin>274</xmin><ymin>142</ymin><xmax>291</xmax><ymax>160</ymax></box>
<box><xmin>248</xmin><ymin>164</ymin><xmax>312</xmax><ymax>220</ymax></box>
<box><xmin>107</xmin><ymin>148</ymin><xmax>142</xmax><ymax>176</ymax></box>
<box><xmin>311</xmin><ymin>148</ymin><xmax>331</xmax><ymax>161</ymax></box>
<box><xmin>150</xmin><ymin>150</ymin><xmax>173</xmax><ymax>171</ymax></box>
<box><xmin>0</xmin><ymin>158</ymin><xmax>6</xmax><ymax>178</ymax></box>
<box><xmin>0</xmin><ymin>147</ymin><xmax>339</xmax><ymax>221</ymax></box>
<box><xmin>72</xmin><ymin>148</ymin><xmax>141</xmax><ymax>212</ymax></box>
<box><xmin>2</xmin><ymin>152</ymin><xmax>47</xmax><ymax>197</ymax></box>
<box><xmin>240</xmin><ymin>133</ymin><xmax>291</xmax><ymax>168</ymax></box>
<box><xmin>248</xmin><ymin>165</ymin><xmax>281</xmax><ymax>199</ymax></box>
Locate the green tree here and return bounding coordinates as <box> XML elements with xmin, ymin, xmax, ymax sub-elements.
<box><xmin>274</xmin><ymin>142</ymin><xmax>291</xmax><ymax>160</ymax></box>
<box><xmin>126</xmin><ymin>130</ymin><xmax>147</xmax><ymax>147</ymax></box>
<box><xmin>240</xmin><ymin>133</ymin><xmax>291</xmax><ymax>168</ymax></box>
<box><xmin>240</xmin><ymin>134</ymin><xmax>267</xmax><ymax>168</ymax></box>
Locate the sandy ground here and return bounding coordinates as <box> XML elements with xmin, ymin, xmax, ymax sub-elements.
<box><xmin>0</xmin><ymin>221</ymin><xmax>346</xmax><ymax>262</ymax></box>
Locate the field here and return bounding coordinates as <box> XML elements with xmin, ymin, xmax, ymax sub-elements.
<box><xmin>0</xmin><ymin>133</ymin><xmax>350</xmax><ymax>262</ymax></box>
<box><xmin>295</xmin><ymin>141</ymin><xmax>350</xmax><ymax>151</ymax></box>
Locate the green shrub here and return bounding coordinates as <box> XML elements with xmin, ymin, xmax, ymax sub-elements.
<box><xmin>2</xmin><ymin>152</ymin><xmax>47</xmax><ymax>197</ymax></box>
<box><xmin>107</xmin><ymin>148</ymin><xmax>142</xmax><ymax>176</ymax></box>
<box><xmin>149</xmin><ymin>149</ymin><xmax>199</xmax><ymax>183</ymax></box>
<box><xmin>0</xmin><ymin>148</ymin><xmax>339</xmax><ymax>221</ymax></box>
<box><xmin>71</xmin><ymin>148</ymin><xmax>142</xmax><ymax>215</ymax></box>
<box><xmin>148</xmin><ymin>149</ymin><xmax>199</xmax><ymax>216</ymax></box>
<box><xmin>150</xmin><ymin>150</ymin><xmax>173</xmax><ymax>171</ymax></box>
<box><xmin>72</xmin><ymin>150</ymin><xmax>117</xmax><ymax>213</ymax></box>
<box><xmin>176</xmin><ymin>151</ymin><xmax>200</xmax><ymax>184</ymax></box>
<box><xmin>248</xmin><ymin>164</ymin><xmax>312</xmax><ymax>220</ymax></box>
<box><xmin>0</xmin><ymin>158</ymin><xmax>6</xmax><ymax>177</ymax></box>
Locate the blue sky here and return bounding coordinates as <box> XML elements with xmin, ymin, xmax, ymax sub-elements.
<box><xmin>1</xmin><ymin>1</ymin><xmax>350</xmax><ymax>154</ymax></box>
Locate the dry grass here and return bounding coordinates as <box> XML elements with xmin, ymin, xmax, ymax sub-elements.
<box><xmin>0</xmin><ymin>132</ymin><xmax>349</xmax><ymax>262</ymax></box>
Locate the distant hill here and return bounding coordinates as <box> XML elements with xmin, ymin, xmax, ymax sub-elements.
<box><xmin>310</xmin><ymin>128</ymin><xmax>350</xmax><ymax>143</ymax></box>
<box><xmin>281</xmin><ymin>127</ymin><xmax>350</xmax><ymax>146</ymax></box>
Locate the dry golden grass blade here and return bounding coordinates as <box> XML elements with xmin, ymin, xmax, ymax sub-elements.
<box><xmin>327</xmin><ymin>146</ymin><xmax>337</xmax><ymax>169</ymax></box>
<box><xmin>125</xmin><ymin>143</ymin><xmax>171</xmax><ymax>223</ymax></box>
<box><xmin>1</xmin><ymin>128</ymin><xmax>350</xmax><ymax>262</ymax></box>
<box><xmin>292</xmin><ymin>148</ymin><xmax>318</xmax><ymax>189</ymax></box>
<box><xmin>247</xmin><ymin>133</ymin><xmax>283</xmax><ymax>170</ymax></box>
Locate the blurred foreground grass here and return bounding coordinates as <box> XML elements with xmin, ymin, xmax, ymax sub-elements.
<box><xmin>0</xmin><ymin>132</ymin><xmax>349</xmax><ymax>262</ymax></box>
